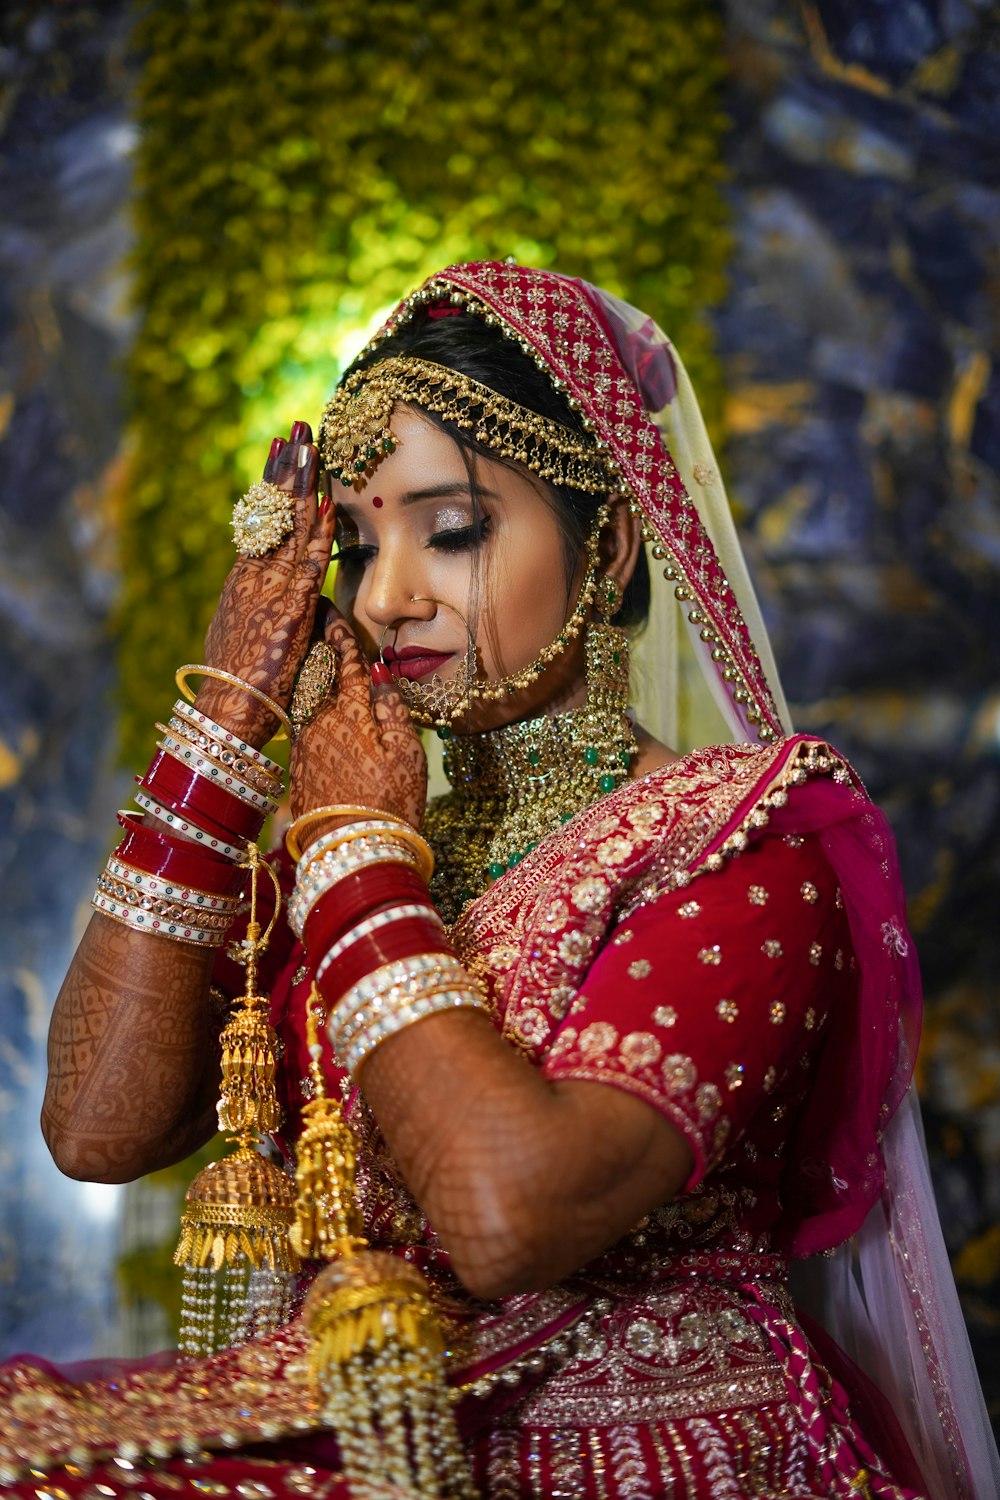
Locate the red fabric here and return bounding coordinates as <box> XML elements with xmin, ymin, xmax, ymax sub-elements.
<box><xmin>543</xmin><ymin>833</ymin><xmax>854</xmax><ymax>1203</ymax></box>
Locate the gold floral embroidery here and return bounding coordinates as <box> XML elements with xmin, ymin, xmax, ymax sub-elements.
<box><xmin>627</xmin><ymin>958</ymin><xmax>652</xmax><ymax>978</ymax></box>
<box><xmin>614</xmin><ymin>926</ymin><xmax>635</xmax><ymax>945</ymax></box>
<box><xmin>579</xmin><ymin>1021</ymin><xmax>618</xmax><ymax>1056</ymax></box>
<box><xmin>804</xmin><ymin>1006</ymin><xmax>816</xmax><ymax>1030</ymax></box>
<box><xmin>596</xmin><ymin>835</ymin><xmax>633</xmax><ymax>866</ymax></box>
<box><xmin>762</xmin><ymin>939</ymin><xmax>783</xmax><ymax>959</ymax></box>
<box><xmin>558</xmin><ymin>929</ymin><xmax>595</xmax><ymax>963</ymax></box>
<box><xmin>572</xmin><ymin>876</ymin><xmax>610</xmax><ymax>913</ymax></box>
<box><xmin>769</xmin><ymin>1001</ymin><xmax>786</xmax><ymax>1024</ymax></box>
<box><xmin>663</xmin><ymin>1053</ymin><xmax>697</xmax><ymax>1091</ymax></box>
<box><xmin>748</xmin><ymin>885</ymin><xmax>768</xmax><ymax>905</ymax></box>
<box><xmin>725</xmin><ymin>1063</ymin><xmax>745</xmax><ymax>1090</ymax></box>
<box><xmin>716</xmin><ymin>998</ymin><xmax>738</xmax><ymax>1023</ymax></box>
<box><xmin>513</xmin><ymin>1007</ymin><xmax>550</xmax><ymax>1046</ymax></box>
<box><xmin>800</xmin><ymin>881</ymin><xmax>819</xmax><ymax>903</ymax></box>
<box><xmin>698</xmin><ymin>945</ymin><xmax>722</xmax><ymax>965</ymax></box>
<box><xmin>696</xmin><ymin>1081</ymin><xmax>721</xmax><ymax>1121</ymax></box>
<box><xmin>678</xmin><ymin>900</ymin><xmax>701</xmax><ymax>919</ymax></box>
<box><xmin>809</xmin><ymin>941</ymin><xmax>822</xmax><ymax>965</ymax></box>
<box><xmin>653</xmin><ymin>1005</ymin><xmax>678</xmax><ymax>1027</ymax></box>
<box><xmin>621</xmin><ymin>1031</ymin><xmax>662</xmax><ymax>1067</ymax></box>
<box><xmin>762</xmin><ymin>1065</ymin><xmax>777</xmax><ymax>1093</ymax></box>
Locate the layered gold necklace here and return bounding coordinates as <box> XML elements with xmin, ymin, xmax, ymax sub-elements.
<box><xmin>423</xmin><ymin>620</ymin><xmax>636</xmax><ymax>923</ymax></box>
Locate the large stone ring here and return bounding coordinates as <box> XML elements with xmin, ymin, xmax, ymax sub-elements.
<box><xmin>290</xmin><ymin>641</ymin><xmax>338</xmax><ymax>735</ymax></box>
<box><xmin>232</xmin><ymin>481</ymin><xmax>295</xmax><ymax>556</ymax></box>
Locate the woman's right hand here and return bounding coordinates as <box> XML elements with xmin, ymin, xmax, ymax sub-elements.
<box><xmin>194</xmin><ymin>421</ymin><xmax>335</xmax><ymax>747</ymax></box>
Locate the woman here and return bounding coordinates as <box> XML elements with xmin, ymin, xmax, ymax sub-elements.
<box><xmin>4</xmin><ymin>261</ymin><xmax>997</xmax><ymax>1499</ymax></box>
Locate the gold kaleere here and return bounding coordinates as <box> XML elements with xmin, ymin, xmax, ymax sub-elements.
<box><xmin>293</xmin><ymin>989</ymin><xmax>477</xmax><ymax>1498</ymax></box>
<box><xmin>174</xmin><ymin>845</ymin><xmax>301</xmax><ymax>1356</ymax></box>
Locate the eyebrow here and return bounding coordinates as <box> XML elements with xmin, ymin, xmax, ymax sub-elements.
<box><xmin>336</xmin><ymin>480</ymin><xmax>500</xmax><ymax>519</ymax></box>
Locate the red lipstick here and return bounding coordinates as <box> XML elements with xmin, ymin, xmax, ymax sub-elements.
<box><xmin>382</xmin><ymin>645</ymin><xmax>454</xmax><ymax>681</ymax></box>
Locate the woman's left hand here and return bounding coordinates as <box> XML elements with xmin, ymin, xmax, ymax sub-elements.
<box><xmin>289</xmin><ymin>605</ymin><xmax>428</xmax><ymax>830</ymax></box>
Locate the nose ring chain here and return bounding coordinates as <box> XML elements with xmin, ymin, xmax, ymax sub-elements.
<box><xmin>378</xmin><ymin>599</ymin><xmax>478</xmax><ymax>728</ymax></box>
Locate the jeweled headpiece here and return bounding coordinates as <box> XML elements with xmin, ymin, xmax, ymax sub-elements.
<box><xmin>319</xmin><ymin>355</ymin><xmax>612</xmax><ymax>494</ymax></box>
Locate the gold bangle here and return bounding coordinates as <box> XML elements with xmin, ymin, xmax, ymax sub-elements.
<box><xmin>299</xmin><ymin>822</ymin><xmax>434</xmax><ymax>884</ymax></box>
<box><xmin>175</xmin><ymin>664</ymin><xmax>293</xmax><ymax>743</ymax></box>
<box><xmin>285</xmin><ymin>803</ymin><xmax>411</xmax><ymax>860</ymax></box>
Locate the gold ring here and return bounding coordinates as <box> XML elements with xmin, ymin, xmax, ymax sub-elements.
<box><xmin>290</xmin><ymin>641</ymin><xmax>338</xmax><ymax>735</ymax></box>
<box><xmin>232</xmin><ymin>481</ymin><xmax>295</xmax><ymax>556</ymax></box>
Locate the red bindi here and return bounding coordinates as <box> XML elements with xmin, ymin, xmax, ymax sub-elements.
<box><xmin>372</xmin><ymin>495</ymin><xmax>384</xmax><ymax>508</ymax></box>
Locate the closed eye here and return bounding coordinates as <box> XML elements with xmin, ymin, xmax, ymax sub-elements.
<box><xmin>428</xmin><ymin>517</ymin><xmax>490</xmax><ymax>552</ymax></box>
<box><xmin>333</xmin><ymin>542</ymin><xmax>376</xmax><ymax>568</ymax></box>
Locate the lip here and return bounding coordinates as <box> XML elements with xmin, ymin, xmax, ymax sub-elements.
<box><xmin>382</xmin><ymin>645</ymin><xmax>455</xmax><ymax>681</ymax></box>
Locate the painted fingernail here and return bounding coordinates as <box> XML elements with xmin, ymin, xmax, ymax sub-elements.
<box><xmin>318</xmin><ymin>495</ymin><xmax>332</xmax><ymax>518</ymax></box>
<box><xmin>370</xmin><ymin>662</ymin><xmax>393</xmax><ymax>685</ymax></box>
<box><xmin>269</xmin><ymin>437</ymin><xmax>285</xmax><ymax>460</ymax></box>
<box><xmin>297</xmin><ymin>445</ymin><xmax>313</xmax><ymax>468</ymax></box>
<box><xmin>290</xmin><ymin>421</ymin><xmax>311</xmax><ymax>443</ymax></box>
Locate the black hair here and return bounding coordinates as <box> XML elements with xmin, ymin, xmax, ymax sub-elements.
<box><xmin>348</xmin><ymin>309</ymin><xmax>651</xmax><ymax>629</ymax></box>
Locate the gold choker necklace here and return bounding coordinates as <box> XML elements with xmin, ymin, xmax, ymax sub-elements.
<box><xmin>423</xmin><ymin>621</ymin><xmax>636</xmax><ymax>922</ymax></box>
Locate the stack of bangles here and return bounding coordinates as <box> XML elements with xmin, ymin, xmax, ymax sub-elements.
<box><xmin>92</xmin><ymin>668</ymin><xmax>291</xmax><ymax>946</ymax></box>
<box><xmin>287</xmin><ymin>806</ymin><xmax>486</xmax><ymax>1078</ymax></box>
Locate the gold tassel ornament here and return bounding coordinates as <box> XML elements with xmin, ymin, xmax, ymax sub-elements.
<box><xmin>293</xmin><ymin>989</ymin><xmax>477</xmax><ymax>1498</ymax></box>
<box><xmin>175</xmin><ymin>845</ymin><xmax>301</xmax><ymax>1356</ymax></box>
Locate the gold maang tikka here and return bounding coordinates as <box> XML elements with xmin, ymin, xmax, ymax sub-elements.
<box><xmin>320</xmin><ymin>356</ymin><xmax>612</xmax><ymax>495</ymax></box>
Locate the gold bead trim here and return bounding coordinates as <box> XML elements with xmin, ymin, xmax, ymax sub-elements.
<box><xmin>320</xmin><ymin>355</ymin><xmax>613</xmax><ymax>495</ymax></box>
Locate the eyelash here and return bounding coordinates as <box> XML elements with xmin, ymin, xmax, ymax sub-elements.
<box><xmin>334</xmin><ymin>517</ymin><xmax>490</xmax><ymax>566</ymax></box>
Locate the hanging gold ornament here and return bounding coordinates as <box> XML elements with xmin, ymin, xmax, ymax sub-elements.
<box><xmin>174</xmin><ymin>845</ymin><xmax>300</xmax><ymax>1356</ymax></box>
<box><xmin>292</xmin><ymin>989</ymin><xmax>477</xmax><ymax>1498</ymax></box>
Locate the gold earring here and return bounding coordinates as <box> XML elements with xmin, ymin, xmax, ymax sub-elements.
<box><xmin>595</xmin><ymin>573</ymin><xmax>625</xmax><ymax>622</ymax></box>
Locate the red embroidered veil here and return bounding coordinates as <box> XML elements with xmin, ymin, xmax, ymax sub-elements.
<box><xmin>365</xmin><ymin>261</ymin><xmax>999</xmax><ymax>1499</ymax></box>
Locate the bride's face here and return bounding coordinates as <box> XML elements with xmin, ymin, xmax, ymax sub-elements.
<box><xmin>331</xmin><ymin>405</ymin><xmax>591</xmax><ymax>730</ymax></box>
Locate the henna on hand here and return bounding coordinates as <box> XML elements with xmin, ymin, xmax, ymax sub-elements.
<box><xmin>195</xmin><ymin>425</ymin><xmax>335</xmax><ymax>748</ymax></box>
<box><xmin>290</xmin><ymin>606</ymin><xmax>428</xmax><ymax>833</ymax></box>
<box><xmin>42</xmin><ymin>913</ymin><xmax>221</xmax><ymax>1182</ymax></box>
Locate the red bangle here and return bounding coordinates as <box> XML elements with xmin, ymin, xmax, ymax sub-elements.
<box><xmin>302</xmin><ymin>866</ymin><xmax>431</xmax><ymax>957</ymax></box>
<box><xmin>139</xmin><ymin>774</ymin><xmax>261</xmax><ymax>845</ymax></box>
<box><xmin>143</xmin><ymin>752</ymin><xmax>266</xmax><ymax>841</ymax></box>
<box><xmin>316</xmin><ymin>919</ymin><xmax>453</xmax><ymax>1006</ymax></box>
<box><xmin>116</xmin><ymin>814</ymin><xmax>246</xmax><ymax>896</ymax></box>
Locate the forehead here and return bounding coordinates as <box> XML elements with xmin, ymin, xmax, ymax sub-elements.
<box><xmin>335</xmin><ymin>405</ymin><xmax>549</xmax><ymax>516</ymax></box>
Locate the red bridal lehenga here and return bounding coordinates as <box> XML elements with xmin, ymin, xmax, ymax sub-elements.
<box><xmin>2</xmin><ymin>263</ymin><xmax>996</xmax><ymax>1500</ymax></box>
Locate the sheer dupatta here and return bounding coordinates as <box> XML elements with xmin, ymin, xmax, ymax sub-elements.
<box><xmin>365</xmin><ymin>262</ymin><xmax>1000</xmax><ymax>1499</ymax></box>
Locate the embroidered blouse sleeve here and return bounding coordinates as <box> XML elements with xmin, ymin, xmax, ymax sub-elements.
<box><xmin>541</xmin><ymin>833</ymin><xmax>853</xmax><ymax>1188</ymax></box>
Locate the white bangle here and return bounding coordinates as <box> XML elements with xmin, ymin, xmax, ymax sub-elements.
<box><xmin>156</xmin><ymin>733</ymin><xmax>279</xmax><ymax>814</ymax></box>
<box><xmin>171</xmin><ymin>699</ymin><xmax>284</xmax><ymax>777</ymax></box>
<box><xmin>132</xmin><ymin>791</ymin><xmax>245</xmax><ymax>861</ymax></box>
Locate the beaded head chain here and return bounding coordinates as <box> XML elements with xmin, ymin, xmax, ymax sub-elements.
<box><xmin>319</xmin><ymin>356</ymin><xmax>613</xmax><ymax>494</ymax></box>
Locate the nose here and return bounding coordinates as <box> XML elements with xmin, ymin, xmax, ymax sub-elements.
<box><xmin>360</xmin><ymin>550</ymin><xmax>436</xmax><ymax>633</ymax></box>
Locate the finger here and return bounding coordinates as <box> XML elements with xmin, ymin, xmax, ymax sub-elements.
<box><xmin>324</xmin><ymin>608</ymin><xmax>371</xmax><ymax>701</ymax></box>
<box><xmin>262</xmin><ymin>436</ymin><xmax>285</xmax><ymax>484</ymax></box>
<box><xmin>302</xmin><ymin>483</ymin><xmax>335</xmax><ymax>574</ymax></box>
<box><xmin>370</xmin><ymin>667</ymin><xmax>417</xmax><ymax>743</ymax></box>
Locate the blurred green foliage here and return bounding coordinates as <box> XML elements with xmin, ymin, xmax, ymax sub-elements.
<box><xmin>121</xmin><ymin>0</ymin><xmax>730</xmax><ymax>760</ymax></box>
